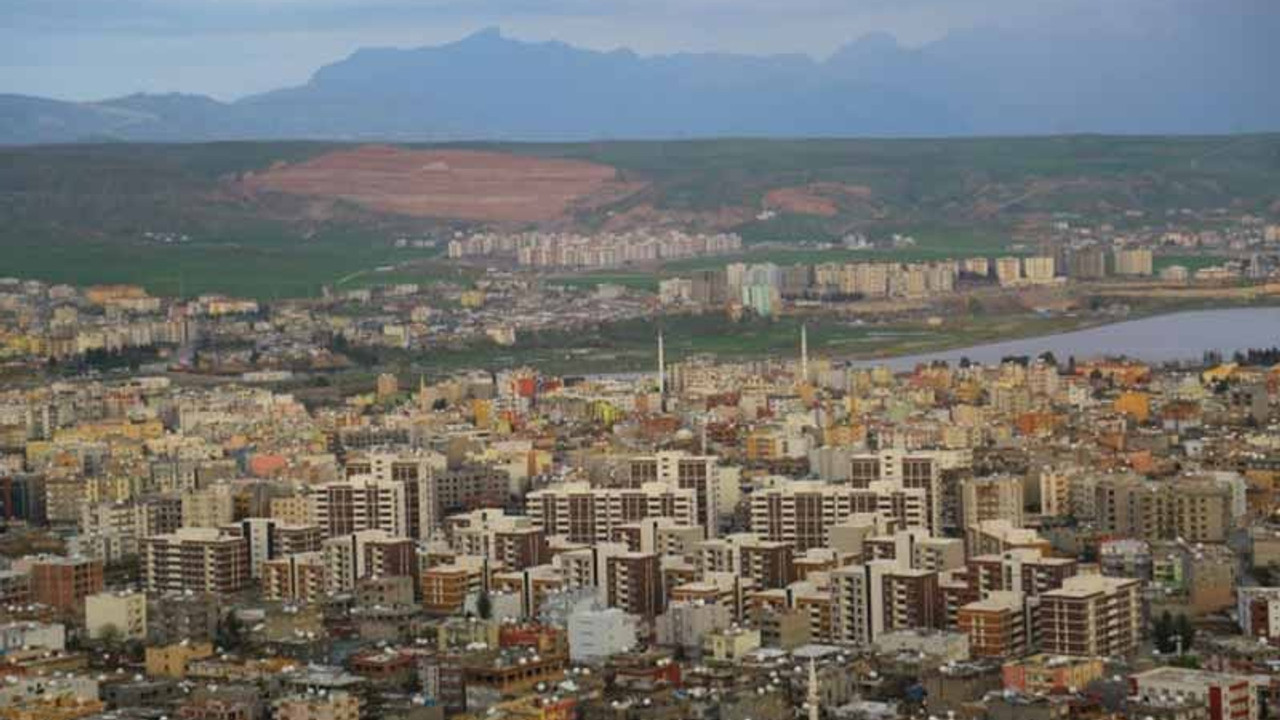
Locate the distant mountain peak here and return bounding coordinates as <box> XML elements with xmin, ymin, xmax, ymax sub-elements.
<box><xmin>456</xmin><ymin>26</ymin><xmax>506</xmax><ymax>45</ymax></box>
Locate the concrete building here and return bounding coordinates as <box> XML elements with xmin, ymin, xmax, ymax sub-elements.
<box><xmin>750</xmin><ymin>481</ymin><xmax>928</xmax><ymax>552</ymax></box>
<box><xmin>141</xmin><ymin>528</ymin><xmax>250</xmax><ymax>595</ymax></box>
<box><xmin>1038</xmin><ymin>575</ymin><xmax>1142</xmax><ymax>657</ymax></box>
<box><xmin>21</xmin><ymin>555</ymin><xmax>104</xmax><ymax>614</ymax></box>
<box><xmin>1114</xmin><ymin>248</ymin><xmax>1154</xmax><ymax>276</ymax></box>
<box><xmin>445</xmin><ymin>508</ymin><xmax>548</xmax><ymax>569</ymax></box>
<box><xmin>1130</xmin><ymin>667</ymin><xmax>1256</xmax><ymax>720</ymax></box>
<box><xmin>322</xmin><ymin>530</ymin><xmax>416</xmax><ymax>593</ymax></box>
<box><xmin>567</xmin><ymin>604</ymin><xmax>638</xmax><ymax>664</ymax></box>
<box><xmin>0</xmin><ymin>622</ymin><xmax>65</xmax><ymax>653</ymax></box>
<box><xmin>627</xmin><ymin>451</ymin><xmax>727</xmax><ymax>536</ymax></box>
<box><xmin>606</xmin><ymin>552</ymin><xmax>663</xmax><ymax>620</ymax></box>
<box><xmin>526</xmin><ymin>481</ymin><xmax>697</xmax><ymax>544</ymax></box>
<box><xmin>181</xmin><ymin>484</ymin><xmax>235</xmax><ymax>529</ymax></box>
<box><xmin>262</xmin><ymin>553</ymin><xmax>329</xmax><ymax>604</ymax></box>
<box><xmin>957</xmin><ymin>591</ymin><xmax>1028</xmax><ymax>658</ymax></box>
<box><xmin>655</xmin><ymin>600</ymin><xmax>732</xmax><ymax>657</ymax></box>
<box><xmin>85</xmin><ymin>591</ymin><xmax>147</xmax><ymax>641</ymax></box>
<box><xmin>873</xmin><ymin>629</ymin><xmax>971</xmax><ymax>663</ymax></box>
<box><xmin>1004</xmin><ymin>654</ymin><xmax>1105</xmax><ymax>695</ymax></box>
<box><xmin>960</xmin><ymin>476</ymin><xmax>1024</xmax><ymax>531</ymax></box>
<box><xmin>1095</xmin><ymin>476</ymin><xmax>1233</xmax><ymax>543</ymax></box>
<box><xmin>274</xmin><ymin>692</ymin><xmax>360</xmax><ymax>720</ymax></box>
<box><xmin>832</xmin><ymin>560</ymin><xmax>939</xmax><ymax>646</ymax></box>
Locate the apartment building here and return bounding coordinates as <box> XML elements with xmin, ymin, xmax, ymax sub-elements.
<box><xmin>526</xmin><ymin>481</ymin><xmax>697</xmax><ymax>544</ymax></box>
<box><xmin>1094</xmin><ymin>475</ymin><xmax>1233</xmax><ymax>543</ymax></box>
<box><xmin>309</xmin><ymin>479</ymin><xmax>409</xmax><ymax>539</ymax></box>
<box><xmin>966</xmin><ymin>548</ymin><xmax>1078</xmax><ymax>601</ymax></box>
<box><xmin>1114</xmin><ymin>248</ymin><xmax>1154</xmax><ymax>277</ymax></box>
<box><xmin>322</xmin><ymin>530</ymin><xmax>416</xmax><ymax>593</ymax></box>
<box><xmin>696</xmin><ymin>534</ymin><xmax>794</xmax><ymax>590</ymax></box>
<box><xmin>141</xmin><ymin>528</ymin><xmax>249</xmax><ymax>595</ymax></box>
<box><xmin>84</xmin><ymin>590</ymin><xmax>147</xmax><ymax>641</ymax></box>
<box><xmin>1037</xmin><ymin>575</ymin><xmax>1142</xmax><ymax>657</ymax></box>
<box><xmin>180</xmin><ymin>484</ymin><xmax>235</xmax><ymax>528</ymax></box>
<box><xmin>606</xmin><ymin>552</ymin><xmax>664</xmax><ymax>620</ymax></box>
<box><xmin>863</xmin><ymin>529</ymin><xmax>965</xmax><ymax>572</ymax></box>
<box><xmin>274</xmin><ymin>692</ymin><xmax>360</xmax><ymax>720</ymax></box>
<box><xmin>848</xmin><ymin>450</ymin><xmax>945</xmax><ymax>534</ymax></box>
<box><xmin>957</xmin><ymin>591</ymin><xmax>1028</xmax><ymax>658</ymax></box>
<box><xmin>609</xmin><ymin>518</ymin><xmax>706</xmax><ymax>557</ymax></box>
<box><xmin>627</xmin><ymin>451</ymin><xmax>725</xmax><ymax>537</ymax></box>
<box><xmin>421</xmin><ymin>556</ymin><xmax>486</xmax><ymax>615</ymax></box>
<box><xmin>223</xmin><ymin>517</ymin><xmax>323</xmax><ymax>578</ymax></box>
<box><xmin>342</xmin><ymin>450</ymin><xmax>446</xmax><ymax>537</ymax></box>
<box><xmin>750</xmin><ymin>481</ymin><xmax>928</xmax><ymax>552</ymax></box>
<box><xmin>22</xmin><ymin>555</ymin><xmax>104</xmax><ymax>613</ymax></box>
<box><xmin>445</xmin><ymin>508</ymin><xmax>548</xmax><ymax>569</ymax></box>
<box><xmin>1130</xmin><ymin>667</ymin><xmax>1256</xmax><ymax>720</ymax></box>
<box><xmin>262</xmin><ymin>553</ymin><xmax>329</xmax><ymax>604</ymax></box>
<box><xmin>960</xmin><ymin>476</ymin><xmax>1024</xmax><ymax>531</ymax></box>
<box><xmin>832</xmin><ymin>560</ymin><xmax>940</xmax><ymax>646</ymax></box>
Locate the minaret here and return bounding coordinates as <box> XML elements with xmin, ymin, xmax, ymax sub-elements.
<box><xmin>800</xmin><ymin>322</ymin><xmax>809</xmax><ymax>382</ymax></box>
<box><xmin>657</xmin><ymin>331</ymin><xmax>666</xmax><ymax>399</ymax></box>
<box><xmin>807</xmin><ymin>656</ymin><xmax>820</xmax><ymax>720</ymax></box>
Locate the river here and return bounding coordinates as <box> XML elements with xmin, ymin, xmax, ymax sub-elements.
<box><xmin>854</xmin><ymin>307</ymin><xmax>1280</xmax><ymax>370</ymax></box>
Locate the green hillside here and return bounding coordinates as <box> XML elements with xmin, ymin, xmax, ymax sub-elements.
<box><xmin>1</xmin><ymin>135</ymin><xmax>1277</xmax><ymax>298</ymax></box>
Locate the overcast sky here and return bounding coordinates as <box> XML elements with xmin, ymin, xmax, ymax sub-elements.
<box><xmin>0</xmin><ymin>0</ymin><xmax>1269</xmax><ymax>101</ymax></box>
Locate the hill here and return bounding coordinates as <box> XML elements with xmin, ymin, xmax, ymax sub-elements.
<box><xmin>2</xmin><ymin>22</ymin><xmax>1278</xmax><ymax>145</ymax></box>
<box><xmin>1</xmin><ymin>135</ymin><xmax>1279</xmax><ymax>297</ymax></box>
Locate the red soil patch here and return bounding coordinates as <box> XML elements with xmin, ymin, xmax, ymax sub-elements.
<box><xmin>763</xmin><ymin>183</ymin><xmax>873</xmax><ymax>217</ymax></box>
<box><xmin>240</xmin><ymin>145</ymin><xmax>644</xmax><ymax>223</ymax></box>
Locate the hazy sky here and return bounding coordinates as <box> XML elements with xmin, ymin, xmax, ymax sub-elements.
<box><xmin>0</xmin><ymin>0</ymin><xmax>1269</xmax><ymax>101</ymax></box>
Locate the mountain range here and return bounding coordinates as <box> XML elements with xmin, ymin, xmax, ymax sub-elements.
<box><xmin>3</xmin><ymin>23</ymin><xmax>1278</xmax><ymax>145</ymax></box>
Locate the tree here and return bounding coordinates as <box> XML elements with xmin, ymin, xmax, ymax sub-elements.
<box><xmin>1153</xmin><ymin>610</ymin><xmax>1176</xmax><ymax>654</ymax></box>
<box><xmin>476</xmin><ymin>590</ymin><xmax>493</xmax><ymax>620</ymax></box>
<box><xmin>1174</xmin><ymin>613</ymin><xmax>1196</xmax><ymax>652</ymax></box>
<box><xmin>96</xmin><ymin>623</ymin><xmax>122</xmax><ymax>647</ymax></box>
<box><xmin>217</xmin><ymin>612</ymin><xmax>247</xmax><ymax>651</ymax></box>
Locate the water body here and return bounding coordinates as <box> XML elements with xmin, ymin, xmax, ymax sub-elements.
<box><xmin>858</xmin><ymin>307</ymin><xmax>1280</xmax><ymax>371</ymax></box>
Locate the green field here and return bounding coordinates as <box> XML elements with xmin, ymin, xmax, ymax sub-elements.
<box><xmin>347</xmin><ymin>311</ymin><xmax>1106</xmax><ymax>378</ymax></box>
<box><xmin>2</xmin><ymin>135</ymin><xmax>1278</xmax><ymax>299</ymax></box>
<box><xmin>1152</xmin><ymin>254</ymin><xmax>1233</xmax><ymax>272</ymax></box>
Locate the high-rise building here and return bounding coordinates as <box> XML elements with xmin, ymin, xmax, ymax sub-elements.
<box><xmin>848</xmin><ymin>450</ymin><xmax>945</xmax><ymax>535</ymax></box>
<box><xmin>22</xmin><ymin>555</ymin><xmax>104</xmax><ymax>614</ymax></box>
<box><xmin>1037</xmin><ymin>575</ymin><xmax>1142</xmax><ymax>657</ymax></box>
<box><xmin>141</xmin><ymin>528</ymin><xmax>249</xmax><ymax>595</ymax></box>
<box><xmin>262</xmin><ymin>552</ymin><xmax>329</xmax><ymax>604</ymax></box>
<box><xmin>445</xmin><ymin>508</ymin><xmax>548</xmax><ymax>569</ymax></box>
<box><xmin>606</xmin><ymin>552</ymin><xmax>664</xmax><ymax>620</ymax></box>
<box><xmin>322</xmin><ymin>529</ymin><xmax>416</xmax><ymax>593</ymax></box>
<box><xmin>1067</xmin><ymin>246</ymin><xmax>1108</xmax><ymax>280</ymax></box>
<box><xmin>1113</xmin><ymin>248</ymin><xmax>1154</xmax><ymax>276</ymax></box>
<box><xmin>309</xmin><ymin>479</ymin><xmax>410</xmax><ymax>539</ymax></box>
<box><xmin>526</xmin><ymin>482</ymin><xmax>697</xmax><ymax>544</ymax></box>
<box><xmin>627</xmin><ymin>451</ymin><xmax>724</xmax><ymax>536</ymax></box>
<box><xmin>831</xmin><ymin>560</ymin><xmax>940</xmax><ymax>646</ymax></box>
<box><xmin>750</xmin><ymin>481</ymin><xmax>928</xmax><ymax>552</ymax></box>
<box><xmin>957</xmin><ymin>591</ymin><xmax>1027</xmax><ymax>658</ymax></box>
<box><xmin>959</xmin><ymin>476</ymin><xmax>1025</xmax><ymax>531</ymax></box>
<box><xmin>1094</xmin><ymin>476</ymin><xmax>1233</xmax><ymax>543</ymax></box>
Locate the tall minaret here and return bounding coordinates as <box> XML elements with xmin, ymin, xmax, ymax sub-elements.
<box><xmin>807</xmin><ymin>657</ymin><xmax>820</xmax><ymax>720</ymax></box>
<box><xmin>657</xmin><ymin>331</ymin><xmax>666</xmax><ymax>396</ymax></box>
<box><xmin>800</xmin><ymin>322</ymin><xmax>809</xmax><ymax>382</ymax></box>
